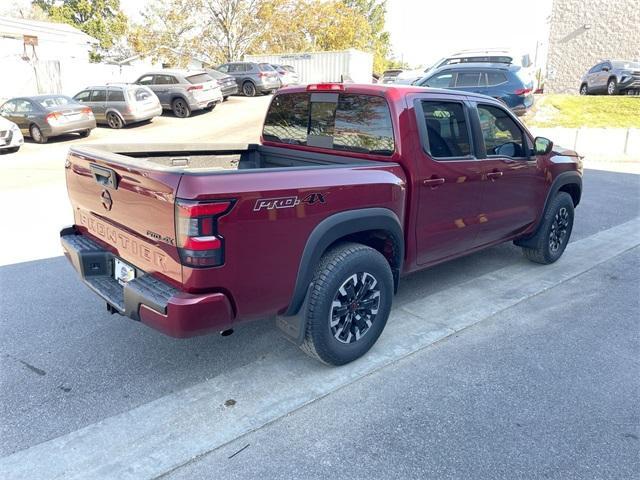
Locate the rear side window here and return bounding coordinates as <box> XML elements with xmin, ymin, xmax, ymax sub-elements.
<box><xmin>263</xmin><ymin>93</ymin><xmax>395</xmax><ymax>155</ymax></box>
<box><xmin>156</xmin><ymin>75</ymin><xmax>177</xmax><ymax>85</ymax></box>
<box><xmin>107</xmin><ymin>89</ymin><xmax>125</xmax><ymax>102</ymax></box>
<box><xmin>486</xmin><ymin>71</ymin><xmax>508</xmax><ymax>86</ymax></box>
<box><xmin>419</xmin><ymin>101</ymin><xmax>472</xmax><ymax>159</ymax></box>
<box><xmin>186</xmin><ymin>73</ymin><xmax>212</xmax><ymax>84</ymax></box>
<box><xmin>455</xmin><ymin>72</ymin><xmax>482</xmax><ymax>87</ymax></box>
<box><xmin>90</xmin><ymin>89</ymin><xmax>107</xmax><ymax>102</ymax></box>
<box><xmin>130</xmin><ymin>88</ymin><xmax>153</xmax><ymax>102</ymax></box>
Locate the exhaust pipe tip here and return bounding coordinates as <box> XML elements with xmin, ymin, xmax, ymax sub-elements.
<box><xmin>220</xmin><ymin>329</ymin><xmax>234</xmax><ymax>337</ymax></box>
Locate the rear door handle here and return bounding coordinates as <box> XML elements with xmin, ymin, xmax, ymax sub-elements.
<box><xmin>423</xmin><ymin>177</ymin><xmax>446</xmax><ymax>188</ymax></box>
<box><xmin>486</xmin><ymin>171</ymin><xmax>503</xmax><ymax>180</ymax></box>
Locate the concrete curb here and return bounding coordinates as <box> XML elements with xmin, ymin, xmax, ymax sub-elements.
<box><xmin>530</xmin><ymin>127</ymin><xmax>640</xmax><ymax>161</ymax></box>
<box><xmin>1</xmin><ymin>218</ymin><xmax>638</xmax><ymax>480</ymax></box>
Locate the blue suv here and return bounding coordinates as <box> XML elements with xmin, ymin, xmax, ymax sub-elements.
<box><xmin>414</xmin><ymin>63</ymin><xmax>534</xmax><ymax>115</ymax></box>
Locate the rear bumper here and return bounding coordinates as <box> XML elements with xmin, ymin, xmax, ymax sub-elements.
<box><xmin>60</xmin><ymin>227</ymin><xmax>234</xmax><ymax>338</ymax></box>
<box><xmin>45</xmin><ymin>118</ymin><xmax>96</xmax><ymax>136</ymax></box>
<box><xmin>123</xmin><ymin>106</ymin><xmax>163</xmax><ymax>123</ymax></box>
<box><xmin>221</xmin><ymin>84</ymin><xmax>239</xmax><ymax>97</ymax></box>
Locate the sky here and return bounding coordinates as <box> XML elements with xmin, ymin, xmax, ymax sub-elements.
<box><xmin>385</xmin><ymin>0</ymin><xmax>554</xmax><ymax>68</ymax></box>
<box><xmin>3</xmin><ymin>0</ymin><xmax>554</xmax><ymax>68</ymax></box>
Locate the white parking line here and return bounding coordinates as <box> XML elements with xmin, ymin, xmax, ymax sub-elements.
<box><xmin>2</xmin><ymin>218</ymin><xmax>639</xmax><ymax>480</ymax></box>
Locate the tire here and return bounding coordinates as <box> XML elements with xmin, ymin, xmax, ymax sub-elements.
<box><xmin>300</xmin><ymin>243</ymin><xmax>394</xmax><ymax>366</ymax></box>
<box><xmin>521</xmin><ymin>192</ymin><xmax>574</xmax><ymax>265</ymax></box>
<box><xmin>106</xmin><ymin>112</ymin><xmax>123</xmax><ymax>129</ymax></box>
<box><xmin>607</xmin><ymin>78</ymin><xmax>618</xmax><ymax>95</ymax></box>
<box><xmin>223</xmin><ymin>96</ymin><xmax>229</xmax><ymax>101</ymax></box>
<box><xmin>30</xmin><ymin>124</ymin><xmax>47</xmax><ymax>144</ymax></box>
<box><xmin>78</xmin><ymin>129</ymin><xmax>91</xmax><ymax>138</ymax></box>
<box><xmin>579</xmin><ymin>83</ymin><xmax>588</xmax><ymax>95</ymax></box>
<box><xmin>242</xmin><ymin>81</ymin><xmax>257</xmax><ymax>97</ymax></box>
<box><xmin>171</xmin><ymin>98</ymin><xmax>191</xmax><ymax>118</ymax></box>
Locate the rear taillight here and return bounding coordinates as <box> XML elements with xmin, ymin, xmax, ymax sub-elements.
<box><xmin>514</xmin><ymin>88</ymin><xmax>533</xmax><ymax>95</ymax></box>
<box><xmin>258</xmin><ymin>72</ymin><xmax>267</xmax><ymax>78</ymax></box>
<box><xmin>176</xmin><ymin>199</ymin><xmax>234</xmax><ymax>267</ymax></box>
<box><xmin>45</xmin><ymin>111</ymin><xmax>65</xmax><ymax>126</ymax></box>
<box><xmin>187</xmin><ymin>84</ymin><xmax>204</xmax><ymax>91</ymax></box>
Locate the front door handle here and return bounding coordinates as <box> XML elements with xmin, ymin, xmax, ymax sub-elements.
<box><xmin>486</xmin><ymin>171</ymin><xmax>503</xmax><ymax>180</ymax></box>
<box><xmin>423</xmin><ymin>177</ymin><xmax>446</xmax><ymax>188</ymax></box>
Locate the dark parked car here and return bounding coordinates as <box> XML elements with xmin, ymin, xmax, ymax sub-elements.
<box><xmin>73</xmin><ymin>84</ymin><xmax>162</xmax><ymax>129</ymax></box>
<box><xmin>134</xmin><ymin>70</ymin><xmax>223</xmax><ymax>118</ymax></box>
<box><xmin>216</xmin><ymin>62</ymin><xmax>280</xmax><ymax>97</ymax></box>
<box><xmin>580</xmin><ymin>60</ymin><xmax>640</xmax><ymax>95</ymax></box>
<box><xmin>0</xmin><ymin>95</ymin><xmax>95</xmax><ymax>143</ymax></box>
<box><xmin>205</xmin><ymin>69</ymin><xmax>239</xmax><ymax>100</ymax></box>
<box><xmin>414</xmin><ymin>63</ymin><xmax>534</xmax><ymax>115</ymax></box>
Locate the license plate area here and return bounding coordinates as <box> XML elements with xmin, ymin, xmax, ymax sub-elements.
<box><xmin>114</xmin><ymin>258</ymin><xmax>136</xmax><ymax>285</ymax></box>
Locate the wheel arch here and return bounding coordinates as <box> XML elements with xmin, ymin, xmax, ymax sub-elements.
<box><xmin>284</xmin><ymin>208</ymin><xmax>404</xmax><ymax>318</ymax></box>
<box><xmin>515</xmin><ymin>171</ymin><xmax>581</xmax><ymax>248</ymax></box>
<box><xmin>105</xmin><ymin>108</ymin><xmax>125</xmax><ymax>124</ymax></box>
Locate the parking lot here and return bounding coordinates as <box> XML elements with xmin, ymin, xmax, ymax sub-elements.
<box><xmin>1</xmin><ymin>93</ymin><xmax>639</xmax><ymax>479</ymax></box>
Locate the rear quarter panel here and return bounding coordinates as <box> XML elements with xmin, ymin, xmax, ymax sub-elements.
<box><xmin>177</xmin><ymin>164</ymin><xmax>407</xmax><ymax>321</ymax></box>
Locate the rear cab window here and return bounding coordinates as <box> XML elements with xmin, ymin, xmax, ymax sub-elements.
<box><xmin>417</xmin><ymin>100</ymin><xmax>472</xmax><ymax>159</ymax></box>
<box><xmin>263</xmin><ymin>92</ymin><xmax>395</xmax><ymax>156</ymax></box>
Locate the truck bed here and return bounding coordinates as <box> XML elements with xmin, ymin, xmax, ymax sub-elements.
<box><xmin>70</xmin><ymin>143</ymin><xmax>379</xmax><ymax>174</ymax></box>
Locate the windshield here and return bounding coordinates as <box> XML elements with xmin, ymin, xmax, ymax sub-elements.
<box><xmin>612</xmin><ymin>60</ymin><xmax>640</xmax><ymax>69</ymax></box>
<box><xmin>206</xmin><ymin>69</ymin><xmax>225</xmax><ymax>79</ymax></box>
<box><xmin>36</xmin><ymin>96</ymin><xmax>73</xmax><ymax>108</ymax></box>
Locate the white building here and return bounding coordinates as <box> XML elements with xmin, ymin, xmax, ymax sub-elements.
<box><xmin>0</xmin><ymin>16</ymin><xmax>98</xmax><ymax>62</ymax></box>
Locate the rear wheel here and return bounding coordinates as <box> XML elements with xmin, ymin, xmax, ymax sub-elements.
<box><xmin>106</xmin><ymin>112</ymin><xmax>123</xmax><ymax>129</ymax></box>
<box><xmin>579</xmin><ymin>83</ymin><xmax>588</xmax><ymax>95</ymax></box>
<box><xmin>29</xmin><ymin>124</ymin><xmax>47</xmax><ymax>144</ymax></box>
<box><xmin>300</xmin><ymin>243</ymin><xmax>393</xmax><ymax>366</ymax></box>
<box><xmin>78</xmin><ymin>129</ymin><xmax>91</xmax><ymax>138</ymax></box>
<box><xmin>520</xmin><ymin>192</ymin><xmax>574</xmax><ymax>264</ymax></box>
<box><xmin>171</xmin><ymin>98</ymin><xmax>191</xmax><ymax>118</ymax></box>
<box><xmin>607</xmin><ymin>78</ymin><xmax>618</xmax><ymax>95</ymax></box>
<box><xmin>242</xmin><ymin>81</ymin><xmax>256</xmax><ymax>97</ymax></box>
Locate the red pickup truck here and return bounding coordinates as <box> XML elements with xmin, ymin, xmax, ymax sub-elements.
<box><xmin>61</xmin><ymin>83</ymin><xmax>582</xmax><ymax>365</ymax></box>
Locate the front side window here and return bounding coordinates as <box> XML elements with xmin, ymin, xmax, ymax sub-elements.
<box><xmin>217</xmin><ymin>64</ymin><xmax>229</xmax><ymax>73</ymax></box>
<box><xmin>263</xmin><ymin>93</ymin><xmax>395</xmax><ymax>155</ymax></box>
<box><xmin>15</xmin><ymin>99</ymin><xmax>36</xmax><ymax>112</ymax></box>
<box><xmin>477</xmin><ymin>104</ymin><xmax>527</xmax><ymax>158</ymax></box>
<box><xmin>137</xmin><ymin>75</ymin><xmax>154</xmax><ymax>85</ymax></box>
<box><xmin>74</xmin><ymin>90</ymin><xmax>91</xmax><ymax>102</ymax></box>
<box><xmin>0</xmin><ymin>100</ymin><xmax>17</xmax><ymax>114</ymax></box>
<box><xmin>423</xmin><ymin>72</ymin><xmax>453</xmax><ymax>88</ymax></box>
<box><xmin>419</xmin><ymin>100</ymin><xmax>472</xmax><ymax>159</ymax></box>
<box><xmin>90</xmin><ymin>89</ymin><xmax>107</xmax><ymax>102</ymax></box>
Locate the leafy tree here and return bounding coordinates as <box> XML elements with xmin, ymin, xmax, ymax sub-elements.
<box><xmin>32</xmin><ymin>0</ymin><xmax>128</xmax><ymax>61</ymax></box>
<box><xmin>340</xmin><ymin>0</ymin><xmax>391</xmax><ymax>74</ymax></box>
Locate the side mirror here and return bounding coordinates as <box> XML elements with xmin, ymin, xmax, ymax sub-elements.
<box><xmin>534</xmin><ymin>136</ymin><xmax>553</xmax><ymax>156</ymax></box>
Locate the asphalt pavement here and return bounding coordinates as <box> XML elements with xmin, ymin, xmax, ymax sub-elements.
<box><xmin>0</xmin><ymin>99</ymin><xmax>638</xmax><ymax>479</ymax></box>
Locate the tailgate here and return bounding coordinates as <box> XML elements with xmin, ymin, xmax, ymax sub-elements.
<box><xmin>65</xmin><ymin>148</ymin><xmax>183</xmax><ymax>286</ymax></box>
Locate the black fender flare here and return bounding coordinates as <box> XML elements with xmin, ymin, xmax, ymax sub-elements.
<box><xmin>516</xmin><ymin>171</ymin><xmax>582</xmax><ymax>247</ymax></box>
<box><xmin>276</xmin><ymin>207</ymin><xmax>404</xmax><ymax>343</ymax></box>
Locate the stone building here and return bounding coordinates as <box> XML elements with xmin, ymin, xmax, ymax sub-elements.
<box><xmin>545</xmin><ymin>0</ymin><xmax>640</xmax><ymax>93</ymax></box>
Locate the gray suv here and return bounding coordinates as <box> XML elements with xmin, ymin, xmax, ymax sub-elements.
<box><xmin>216</xmin><ymin>62</ymin><xmax>281</xmax><ymax>97</ymax></box>
<box><xmin>134</xmin><ymin>70</ymin><xmax>223</xmax><ymax>117</ymax></box>
<box><xmin>580</xmin><ymin>60</ymin><xmax>640</xmax><ymax>95</ymax></box>
<box><xmin>73</xmin><ymin>84</ymin><xmax>162</xmax><ymax>129</ymax></box>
